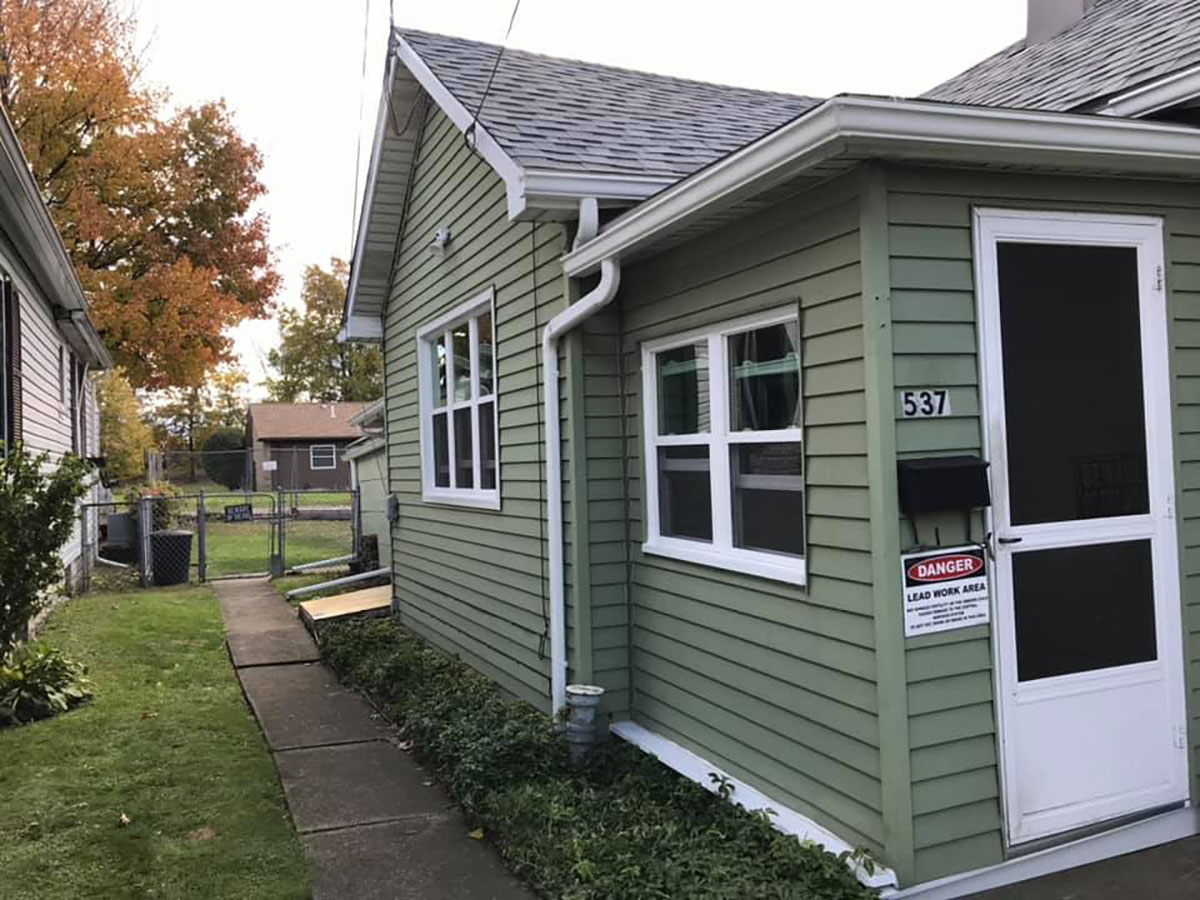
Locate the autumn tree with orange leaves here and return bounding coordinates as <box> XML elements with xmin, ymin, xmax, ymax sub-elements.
<box><xmin>0</xmin><ymin>0</ymin><xmax>278</xmax><ymax>390</ymax></box>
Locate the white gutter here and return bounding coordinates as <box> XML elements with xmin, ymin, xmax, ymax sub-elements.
<box><xmin>563</xmin><ymin>96</ymin><xmax>1200</xmax><ymax>277</ymax></box>
<box><xmin>544</xmin><ymin>202</ymin><xmax>618</xmax><ymax>712</ymax></box>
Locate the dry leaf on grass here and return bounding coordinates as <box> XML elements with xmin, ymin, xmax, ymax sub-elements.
<box><xmin>467</xmin><ymin>828</ymin><xmax>484</xmax><ymax>840</ymax></box>
<box><xmin>183</xmin><ymin>826</ymin><xmax>216</xmax><ymax>844</ymax></box>
<box><xmin>118</xmin><ymin>813</ymin><xmax>132</xmax><ymax>828</ymax></box>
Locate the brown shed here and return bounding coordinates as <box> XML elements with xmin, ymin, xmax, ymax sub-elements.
<box><xmin>245</xmin><ymin>402</ymin><xmax>365</xmax><ymax>490</ymax></box>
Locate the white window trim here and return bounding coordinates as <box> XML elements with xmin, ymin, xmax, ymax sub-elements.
<box><xmin>309</xmin><ymin>444</ymin><xmax>337</xmax><ymax>470</ymax></box>
<box><xmin>641</xmin><ymin>305</ymin><xmax>807</xmax><ymax>586</ymax></box>
<box><xmin>416</xmin><ymin>287</ymin><xmax>500</xmax><ymax>510</ymax></box>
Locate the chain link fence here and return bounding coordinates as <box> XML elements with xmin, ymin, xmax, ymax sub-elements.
<box><xmin>78</xmin><ymin>487</ymin><xmax>360</xmax><ymax>589</ymax></box>
<box><xmin>147</xmin><ymin>445</ymin><xmax>354</xmax><ymax>492</ymax></box>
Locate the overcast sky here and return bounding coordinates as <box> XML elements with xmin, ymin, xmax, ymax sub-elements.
<box><xmin>135</xmin><ymin>0</ymin><xmax>1026</xmax><ymax>398</ymax></box>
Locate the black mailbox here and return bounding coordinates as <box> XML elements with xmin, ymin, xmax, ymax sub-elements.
<box><xmin>897</xmin><ymin>455</ymin><xmax>990</xmax><ymax>517</ymax></box>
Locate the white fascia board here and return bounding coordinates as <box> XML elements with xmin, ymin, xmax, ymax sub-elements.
<box><xmin>1101</xmin><ymin>64</ymin><xmax>1200</xmax><ymax>118</ymax></box>
<box><xmin>339</xmin><ymin>314</ymin><xmax>384</xmax><ymax>343</ymax></box>
<box><xmin>393</xmin><ymin>34</ymin><xmax>528</xmax><ymax>217</ymax></box>
<box><xmin>610</xmin><ymin>721</ymin><xmax>899</xmax><ymax>891</ymax></box>
<box><xmin>343</xmin><ymin>434</ymin><xmax>386</xmax><ymax>462</ymax></box>
<box><xmin>394</xmin><ymin>35</ymin><xmax>670</xmax><ymax>221</ymax></box>
<box><xmin>563</xmin><ymin>96</ymin><xmax>1200</xmax><ymax>276</ymax></box>
<box><xmin>345</xmin><ymin>55</ymin><xmax>397</xmax><ymax>327</ymax></box>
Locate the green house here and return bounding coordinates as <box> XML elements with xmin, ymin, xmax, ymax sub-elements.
<box><xmin>344</xmin><ymin>6</ymin><xmax>1200</xmax><ymax>895</ymax></box>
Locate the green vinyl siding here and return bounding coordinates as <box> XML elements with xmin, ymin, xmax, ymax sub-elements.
<box><xmin>597</xmin><ymin>175</ymin><xmax>887</xmax><ymax>851</ymax></box>
<box><xmin>884</xmin><ymin>165</ymin><xmax>1200</xmax><ymax>884</ymax></box>
<box><xmin>381</xmin><ymin>105</ymin><xmax>572</xmax><ymax>711</ymax></box>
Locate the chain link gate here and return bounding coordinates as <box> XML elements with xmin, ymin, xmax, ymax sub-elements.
<box><xmin>77</xmin><ymin>487</ymin><xmax>361</xmax><ymax>590</ymax></box>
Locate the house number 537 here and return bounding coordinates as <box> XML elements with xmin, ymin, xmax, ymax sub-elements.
<box><xmin>900</xmin><ymin>389</ymin><xmax>952</xmax><ymax>418</ymax></box>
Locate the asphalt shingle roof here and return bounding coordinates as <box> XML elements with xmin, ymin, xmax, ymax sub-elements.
<box><xmin>399</xmin><ymin>28</ymin><xmax>822</xmax><ymax>179</ymax></box>
<box><xmin>924</xmin><ymin>0</ymin><xmax>1200</xmax><ymax>111</ymax></box>
<box><xmin>248</xmin><ymin>403</ymin><xmax>365</xmax><ymax>441</ymax></box>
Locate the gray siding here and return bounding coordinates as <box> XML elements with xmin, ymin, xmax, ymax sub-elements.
<box><xmin>353</xmin><ymin>443</ymin><xmax>392</xmax><ymax>564</ymax></box>
<box><xmin>884</xmin><ymin>166</ymin><xmax>1200</xmax><ymax>883</ymax></box>
<box><xmin>598</xmin><ymin>175</ymin><xmax>886</xmax><ymax>851</ymax></box>
<box><xmin>381</xmin><ymin>105</ymin><xmax>570</xmax><ymax>711</ymax></box>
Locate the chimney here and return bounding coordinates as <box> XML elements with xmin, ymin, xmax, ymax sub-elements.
<box><xmin>1027</xmin><ymin>0</ymin><xmax>1094</xmax><ymax>44</ymax></box>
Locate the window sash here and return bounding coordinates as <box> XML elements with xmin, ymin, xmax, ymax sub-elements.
<box><xmin>642</xmin><ymin>306</ymin><xmax>806</xmax><ymax>585</ymax></box>
<box><xmin>417</xmin><ymin>289</ymin><xmax>500</xmax><ymax>508</ymax></box>
<box><xmin>310</xmin><ymin>444</ymin><xmax>337</xmax><ymax>469</ymax></box>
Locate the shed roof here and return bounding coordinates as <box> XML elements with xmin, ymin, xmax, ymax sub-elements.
<box><xmin>924</xmin><ymin>0</ymin><xmax>1200</xmax><ymax>111</ymax></box>
<box><xmin>248</xmin><ymin>403</ymin><xmax>365</xmax><ymax>441</ymax></box>
<box><xmin>399</xmin><ymin>29</ymin><xmax>821</xmax><ymax>180</ymax></box>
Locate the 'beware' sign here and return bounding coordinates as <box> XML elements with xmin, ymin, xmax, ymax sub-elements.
<box><xmin>902</xmin><ymin>545</ymin><xmax>989</xmax><ymax>638</ymax></box>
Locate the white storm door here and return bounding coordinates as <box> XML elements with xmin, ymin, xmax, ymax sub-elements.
<box><xmin>975</xmin><ymin>209</ymin><xmax>1189</xmax><ymax>846</ymax></box>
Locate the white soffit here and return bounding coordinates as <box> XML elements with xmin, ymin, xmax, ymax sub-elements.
<box><xmin>563</xmin><ymin>97</ymin><xmax>1200</xmax><ymax>277</ymax></box>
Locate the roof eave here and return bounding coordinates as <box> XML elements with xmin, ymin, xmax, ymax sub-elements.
<box><xmin>1097</xmin><ymin>63</ymin><xmax>1200</xmax><ymax>118</ymax></box>
<box><xmin>344</xmin><ymin>54</ymin><xmax>399</xmax><ymax>332</ymax></box>
<box><xmin>563</xmin><ymin>97</ymin><xmax>1200</xmax><ymax>276</ymax></box>
<box><xmin>0</xmin><ymin>105</ymin><xmax>111</xmax><ymax>369</ymax></box>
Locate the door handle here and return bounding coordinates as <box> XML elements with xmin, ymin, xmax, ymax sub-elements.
<box><xmin>997</xmin><ymin>536</ymin><xmax>1023</xmax><ymax>545</ymax></box>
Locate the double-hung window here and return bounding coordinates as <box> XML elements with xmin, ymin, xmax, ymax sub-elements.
<box><xmin>310</xmin><ymin>444</ymin><xmax>337</xmax><ymax>470</ymax></box>
<box><xmin>417</xmin><ymin>288</ymin><xmax>499</xmax><ymax>508</ymax></box>
<box><xmin>642</xmin><ymin>306</ymin><xmax>806</xmax><ymax>584</ymax></box>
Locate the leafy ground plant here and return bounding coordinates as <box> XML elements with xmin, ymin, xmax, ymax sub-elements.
<box><xmin>0</xmin><ymin>585</ymin><xmax>309</xmax><ymax>899</ymax></box>
<box><xmin>322</xmin><ymin>618</ymin><xmax>878</xmax><ymax>900</ymax></box>
<box><xmin>0</xmin><ymin>643</ymin><xmax>92</xmax><ymax>726</ymax></box>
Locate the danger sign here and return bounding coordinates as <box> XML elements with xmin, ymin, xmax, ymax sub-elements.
<box><xmin>902</xmin><ymin>545</ymin><xmax>990</xmax><ymax>638</ymax></box>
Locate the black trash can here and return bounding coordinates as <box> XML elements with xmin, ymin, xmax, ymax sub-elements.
<box><xmin>151</xmin><ymin>529</ymin><xmax>193</xmax><ymax>586</ymax></box>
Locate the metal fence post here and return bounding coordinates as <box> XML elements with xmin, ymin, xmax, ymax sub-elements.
<box><xmin>197</xmin><ymin>492</ymin><xmax>207</xmax><ymax>582</ymax></box>
<box><xmin>351</xmin><ymin>486</ymin><xmax>362</xmax><ymax>564</ymax></box>
<box><xmin>138</xmin><ymin>496</ymin><xmax>153</xmax><ymax>587</ymax></box>
<box><xmin>78</xmin><ymin>503</ymin><xmax>90</xmax><ymax>593</ymax></box>
<box><xmin>272</xmin><ymin>488</ymin><xmax>285</xmax><ymax>577</ymax></box>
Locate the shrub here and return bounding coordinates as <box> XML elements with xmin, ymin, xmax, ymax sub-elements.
<box><xmin>121</xmin><ymin>480</ymin><xmax>184</xmax><ymax>531</ymax></box>
<box><xmin>0</xmin><ymin>642</ymin><xmax>93</xmax><ymax>726</ymax></box>
<box><xmin>201</xmin><ymin>427</ymin><xmax>246</xmax><ymax>489</ymax></box>
<box><xmin>322</xmin><ymin>619</ymin><xmax>876</xmax><ymax>900</ymax></box>
<box><xmin>0</xmin><ymin>443</ymin><xmax>90</xmax><ymax>655</ymax></box>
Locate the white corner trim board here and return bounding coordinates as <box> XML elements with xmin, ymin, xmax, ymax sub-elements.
<box><xmin>888</xmin><ymin>805</ymin><xmax>1200</xmax><ymax>899</ymax></box>
<box><xmin>609</xmin><ymin>721</ymin><xmax>899</xmax><ymax>891</ymax></box>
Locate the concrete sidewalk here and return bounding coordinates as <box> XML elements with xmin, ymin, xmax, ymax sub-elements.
<box><xmin>216</xmin><ymin>578</ymin><xmax>531</xmax><ymax>900</ymax></box>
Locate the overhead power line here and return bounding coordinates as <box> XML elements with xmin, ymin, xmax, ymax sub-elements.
<box><xmin>464</xmin><ymin>0</ymin><xmax>522</xmax><ymax>149</ymax></box>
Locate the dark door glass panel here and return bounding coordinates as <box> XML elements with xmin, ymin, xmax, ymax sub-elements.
<box><xmin>658</xmin><ymin>446</ymin><xmax>712</xmax><ymax>541</ymax></box>
<box><xmin>1013</xmin><ymin>540</ymin><xmax>1156</xmax><ymax>681</ymax></box>
<box><xmin>731</xmin><ymin>442</ymin><xmax>804</xmax><ymax>556</ymax></box>
<box><xmin>997</xmin><ymin>243</ymin><xmax>1148</xmax><ymax>525</ymax></box>
<box><xmin>729</xmin><ymin>322</ymin><xmax>801</xmax><ymax>431</ymax></box>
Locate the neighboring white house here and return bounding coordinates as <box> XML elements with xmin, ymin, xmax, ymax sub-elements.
<box><xmin>344</xmin><ymin>399</ymin><xmax>389</xmax><ymax>569</ymax></box>
<box><xmin>0</xmin><ymin>104</ymin><xmax>111</xmax><ymax>587</ymax></box>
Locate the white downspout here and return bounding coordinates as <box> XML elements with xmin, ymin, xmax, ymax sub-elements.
<box><xmin>543</xmin><ymin>199</ymin><xmax>619</xmax><ymax>713</ymax></box>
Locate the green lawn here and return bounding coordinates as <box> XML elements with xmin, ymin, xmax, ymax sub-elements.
<box><xmin>175</xmin><ymin>483</ymin><xmax>352</xmax><ymax>515</ymax></box>
<box><xmin>0</xmin><ymin>586</ymin><xmax>309</xmax><ymax>899</ymax></box>
<box><xmin>198</xmin><ymin>520</ymin><xmax>352</xmax><ymax>578</ymax></box>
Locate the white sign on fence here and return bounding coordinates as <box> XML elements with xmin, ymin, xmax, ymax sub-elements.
<box><xmin>262</xmin><ymin>460</ymin><xmax>278</xmax><ymax>472</ymax></box>
<box><xmin>902</xmin><ymin>545</ymin><xmax>990</xmax><ymax>637</ymax></box>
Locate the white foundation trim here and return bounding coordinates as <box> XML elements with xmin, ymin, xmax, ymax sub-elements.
<box><xmin>887</xmin><ymin>805</ymin><xmax>1200</xmax><ymax>899</ymax></box>
<box><xmin>609</xmin><ymin>720</ymin><xmax>899</xmax><ymax>891</ymax></box>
